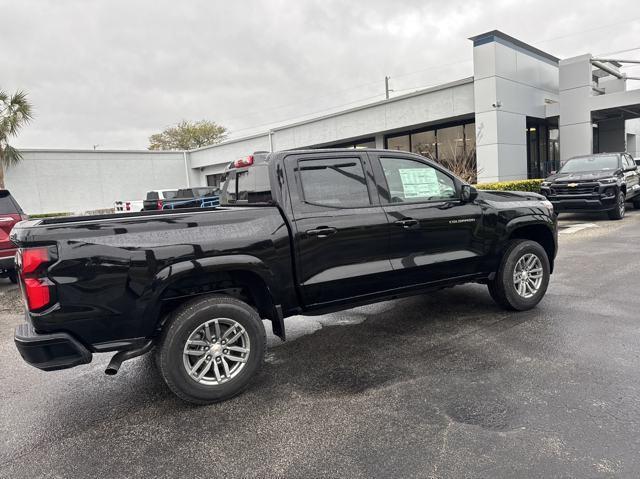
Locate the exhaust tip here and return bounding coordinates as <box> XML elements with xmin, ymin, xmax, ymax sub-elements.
<box><xmin>104</xmin><ymin>366</ymin><xmax>119</xmax><ymax>376</ymax></box>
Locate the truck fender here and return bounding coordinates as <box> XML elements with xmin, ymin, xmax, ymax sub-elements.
<box><xmin>152</xmin><ymin>254</ymin><xmax>285</xmax><ymax>339</ymax></box>
<box><xmin>500</xmin><ymin>215</ymin><xmax>557</xmax><ymax>271</ymax></box>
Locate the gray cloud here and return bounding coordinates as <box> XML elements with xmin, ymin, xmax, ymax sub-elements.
<box><xmin>1</xmin><ymin>0</ymin><xmax>639</xmax><ymax>149</ymax></box>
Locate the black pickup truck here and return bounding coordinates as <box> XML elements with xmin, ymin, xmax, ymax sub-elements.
<box><xmin>540</xmin><ymin>152</ymin><xmax>640</xmax><ymax>220</ymax></box>
<box><xmin>12</xmin><ymin>149</ymin><xmax>557</xmax><ymax>404</ymax></box>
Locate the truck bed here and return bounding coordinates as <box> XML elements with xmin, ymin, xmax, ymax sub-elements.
<box><xmin>11</xmin><ymin>204</ymin><xmax>295</xmax><ymax>347</ymax></box>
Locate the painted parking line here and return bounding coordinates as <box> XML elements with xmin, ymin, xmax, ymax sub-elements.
<box><xmin>558</xmin><ymin>223</ymin><xmax>599</xmax><ymax>235</ymax></box>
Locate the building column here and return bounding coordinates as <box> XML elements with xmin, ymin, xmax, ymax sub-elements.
<box><xmin>559</xmin><ymin>54</ymin><xmax>593</xmax><ymax>162</ymax></box>
<box><xmin>472</xmin><ymin>42</ymin><xmax>527</xmax><ymax>183</ymax></box>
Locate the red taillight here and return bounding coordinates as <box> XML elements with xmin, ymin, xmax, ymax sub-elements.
<box><xmin>18</xmin><ymin>246</ymin><xmax>56</xmax><ymax>312</ymax></box>
<box><xmin>233</xmin><ymin>155</ymin><xmax>254</xmax><ymax>168</ymax></box>
<box><xmin>157</xmin><ymin>199</ymin><xmax>164</xmax><ymax>209</ymax></box>
<box><xmin>125</xmin><ymin>201</ymin><xmax>131</xmax><ymax>211</ymax></box>
<box><xmin>21</xmin><ymin>247</ymin><xmax>49</xmax><ymax>274</ymax></box>
<box><xmin>23</xmin><ymin>278</ymin><xmax>51</xmax><ymax>310</ymax></box>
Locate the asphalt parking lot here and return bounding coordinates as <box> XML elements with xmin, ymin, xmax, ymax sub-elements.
<box><xmin>2</xmin><ymin>211</ymin><xmax>640</xmax><ymax>478</ymax></box>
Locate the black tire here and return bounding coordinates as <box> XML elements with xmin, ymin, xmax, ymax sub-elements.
<box><xmin>608</xmin><ymin>192</ymin><xmax>625</xmax><ymax>220</ymax></box>
<box><xmin>156</xmin><ymin>294</ymin><xmax>266</xmax><ymax>404</ymax></box>
<box><xmin>7</xmin><ymin>270</ymin><xmax>18</xmax><ymax>284</ymax></box>
<box><xmin>487</xmin><ymin>239</ymin><xmax>550</xmax><ymax>311</ymax></box>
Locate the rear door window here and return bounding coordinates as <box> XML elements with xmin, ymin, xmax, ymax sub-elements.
<box><xmin>298</xmin><ymin>158</ymin><xmax>371</xmax><ymax>208</ymax></box>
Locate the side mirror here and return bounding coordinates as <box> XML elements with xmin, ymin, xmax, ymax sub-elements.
<box><xmin>626</xmin><ymin>165</ymin><xmax>638</xmax><ymax>172</ymax></box>
<box><xmin>461</xmin><ymin>184</ymin><xmax>478</xmax><ymax>202</ymax></box>
<box><xmin>550</xmin><ymin>170</ymin><xmax>557</xmax><ymax>175</ymax></box>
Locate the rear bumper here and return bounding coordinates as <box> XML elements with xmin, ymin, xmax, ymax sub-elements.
<box><xmin>14</xmin><ymin>322</ymin><xmax>92</xmax><ymax>371</ymax></box>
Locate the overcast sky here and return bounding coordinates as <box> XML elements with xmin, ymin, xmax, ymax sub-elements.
<box><xmin>2</xmin><ymin>0</ymin><xmax>640</xmax><ymax>150</ymax></box>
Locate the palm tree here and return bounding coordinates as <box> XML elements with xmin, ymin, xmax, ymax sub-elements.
<box><xmin>0</xmin><ymin>90</ymin><xmax>33</xmax><ymax>189</ymax></box>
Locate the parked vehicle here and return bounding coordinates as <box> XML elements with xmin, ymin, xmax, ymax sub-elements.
<box><xmin>12</xmin><ymin>149</ymin><xmax>557</xmax><ymax>404</ymax></box>
<box><xmin>161</xmin><ymin>187</ymin><xmax>220</xmax><ymax>210</ymax></box>
<box><xmin>540</xmin><ymin>152</ymin><xmax>640</xmax><ymax>220</ymax></box>
<box><xmin>0</xmin><ymin>190</ymin><xmax>27</xmax><ymax>283</ymax></box>
<box><xmin>114</xmin><ymin>199</ymin><xmax>144</xmax><ymax>212</ymax></box>
<box><xmin>141</xmin><ymin>189</ymin><xmax>178</xmax><ymax>211</ymax></box>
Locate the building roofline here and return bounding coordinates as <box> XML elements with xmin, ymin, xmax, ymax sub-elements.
<box><xmin>270</xmin><ymin>77</ymin><xmax>474</xmax><ymax>132</ymax></box>
<box><xmin>192</xmin><ymin>76</ymin><xmax>475</xmax><ymax>153</ymax></box>
<box><xmin>18</xmin><ymin>148</ymin><xmax>186</xmax><ymax>154</ymax></box>
<box><xmin>469</xmin><ymin>30</ymin><xmax>559</xmax><ymax>64</ymax></box>
<box><xmin>188</xmin><ymin>131</ymin><xmax>270</xmax><ymax>153</ymax></box>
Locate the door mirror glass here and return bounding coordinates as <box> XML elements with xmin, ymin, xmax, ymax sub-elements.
<box><xmin>461</xmin><ymin>184</ymin><xmax>478</xmax><ymax>202</ymax></box>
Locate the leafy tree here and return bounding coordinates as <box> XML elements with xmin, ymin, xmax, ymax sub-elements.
<box><xmin>148</xmin><ymin>120</ymin><xmax>228</xmax><ymax>151</ymax></box>
<box><xmin>0</xmin><ymin>90</ymin><xmax>33</xmax><ymax>188</ymax></box>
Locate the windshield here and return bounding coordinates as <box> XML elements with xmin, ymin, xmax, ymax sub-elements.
<box><xmin>560</xmin><ymin>155</ymin><xmax>619</xmax><ymax>173</ymax></box>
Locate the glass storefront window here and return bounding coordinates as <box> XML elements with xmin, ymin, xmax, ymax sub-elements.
<box><xmin>355</xmin><ymin>140</ymin><xmax>376</xmax><ymax>149</ymax></box>
<box><xmin>411</xmin><ymin>131</ymin><xmax>436</xmax><ymax>159</ymax></box>
<box><xmin>387</xmin><ymin>135</ymin><xmax>410</xmax><ymax>152</ymax></box>
<box><xmin>436</xmin><ymin>125</ymin><xmax>464</xmax><ymax>163</ymax></box>
<box><xmin>384</xmin><ymin>122</ymin><xmax>476</xmax><ymax>182</ymax></box>
<box><xmin>464</xmin><ymin>123</ymin><xmax>476</xmax><ymax>155</ymax></box>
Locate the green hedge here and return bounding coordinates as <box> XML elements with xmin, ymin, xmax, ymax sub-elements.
<box><xmin>28</xmin><ymin>212</ymin><xmax>72</xmax><ymax>219</ymax></box>
<box><xmin>474</xmin><ymin>179</ymin><xmax>543</xmax><ymax>193</ymax></box>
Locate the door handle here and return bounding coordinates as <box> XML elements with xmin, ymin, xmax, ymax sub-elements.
<box><xmin>394</xmin><ymin>218</ymin><xmax>418</xmax><ymax>228</ymax></box>
<box><xmin>306</xmin><ymin>227</ymin><xmax>338</xmax><ymax>238</ymax></box>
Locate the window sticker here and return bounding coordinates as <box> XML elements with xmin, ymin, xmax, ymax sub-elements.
<box><xmin>398</xmin><ymin>168</ymin><xmax>440</xmax><ymax>198</ymax></box>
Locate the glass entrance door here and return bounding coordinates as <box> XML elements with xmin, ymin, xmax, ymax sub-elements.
<box><xmin>526</xmin><ymin>117</ymin><xmax>560</xmax><ymax>178</ymax></box>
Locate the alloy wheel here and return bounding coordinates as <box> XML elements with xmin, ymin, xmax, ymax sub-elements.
<box><xmin>182</xmin><ymin>318</ymin><xmax>251</xmax><ymax>385</ymax></box>
<box><xmin>513</xmin><ymin>253</ymin><xmax>543</xmax><ymax>299</ymax></box>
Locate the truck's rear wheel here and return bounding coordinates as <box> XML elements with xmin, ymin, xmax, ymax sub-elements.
<box><xmin>487</xmin><ymin>240</ymin><xmax>550</xmax><ymax>311</ymax></box>
<box><xmin>157</xmin><ymin>294</ymin><xmax>266</xmax><ymax>404</ymax></box>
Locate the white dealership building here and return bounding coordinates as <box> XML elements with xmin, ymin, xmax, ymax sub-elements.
<box><xmin>7</xmin><ymin>30</ymin><xmax>640</xmax><ymax>214</ymax></box>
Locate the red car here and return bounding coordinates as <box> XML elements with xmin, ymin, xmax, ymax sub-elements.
<box><xmin>0</xmin><ymin>190</ymin><xmax>27</xmax><ymax>283</ymax></box>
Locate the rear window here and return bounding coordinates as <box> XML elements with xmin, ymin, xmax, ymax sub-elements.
<box><xmin>176</xmin><ymin>189</ymin><xmax>194</xmax><ymax>198</ymax></box>
<box><xmin>162</xmin><ymin>190</ymin><xmax>177</xmax><ymax>199</ymax></box>
<box><xmin>0</xmin><ymin>191</ymin><xmax>20</xmax><ymax>214</ymax></box>
<box><xmin>193</xmin><ymin>188</ymin><xmax>216</xmax><ymax>197</ymax></box>
<box><xmin>146</xmin><ymin>191</ymin><xmax>159</xmax><ymax>200</ymax></box>
<box><xmin>222</xmin><ymin>164</ymin><xmax>272</xmax><ymax>204</ymax></box>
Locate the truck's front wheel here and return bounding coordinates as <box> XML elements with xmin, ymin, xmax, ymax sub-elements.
<box><xmin>487</xmin><ymin>240</ymin><xmax>550</xmax><ymax>311</ymax></box>
<box><xmin>157</xmin><ymin>295</ymin><xmax>266</xmax><ymax>404</ymax></box>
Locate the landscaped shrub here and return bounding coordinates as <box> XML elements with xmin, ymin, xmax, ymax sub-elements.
<box><xmin>474</xmin><ymin>179</ymin><xmax>543</xmax><ymax>193</ymax></box>
<box><xmin>28</xmin><ymin>212</ymin><xmax>72</xmax><ymax>219</ymax></box>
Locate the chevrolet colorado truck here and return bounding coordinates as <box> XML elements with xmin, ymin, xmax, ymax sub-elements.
<box><xmin>12</xmin><ymin>149</ymin><xmax>557</xmax><ymax>404</ymax></box>
<box><xmin>540</xmin><ymin>152</ymin><xmax>640</xmax><ymax>220</ymax></box>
